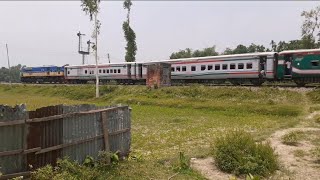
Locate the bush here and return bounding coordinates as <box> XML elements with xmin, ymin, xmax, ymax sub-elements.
<box><xmin>281</xmin><ymin>131</ymin><xmax>304</xmax><ymax>146</ymax></box>
<box><xmin>213</xmin><ymin>130</ymin><xmax>278</xmax><ymax>177</ymax></box>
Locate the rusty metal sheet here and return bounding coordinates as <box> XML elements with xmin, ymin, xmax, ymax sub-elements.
<box><xmin>28</xmin><ymin>105</ymin><xmax>63</xmax><ymax>168</ymax></box>
<box><xmin>0</xmin><ymin>104</ymin><xmax>27</xmax><ymax>174</ymax></box>
<box><xmin>62</xmin><ymin>104</ymin><xmax>104</xmax><ymax>162</ymax></box>
<box><xmin>108</xmin><ymin>106</ymin><xmax>131</xmax><ymax>157</ymax></box>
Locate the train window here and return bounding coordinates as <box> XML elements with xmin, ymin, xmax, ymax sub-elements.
<box><xmin>67</xmin><ymin>71</ymin><xmax>70</xmax><ymax>74</ymax></box>
<box><xmin>222</xmin><ymin>64</ymin><xmax>228</xmax><ymax>70</ymax></box>
<box><xmin>311</xmin><ymin>60</ymin><xmax>320</xmax><ymax>66</ymax></box>
<box><xmin>215</xmin><ymin>64</ymin><xmax>220</xmax><ymax>70</ymax></box>
<box><xmin>238</xmin><ymin>63</ymin><xmax>244</xmax><ymax>69</ymax></box>
<box><xmin>171</xmin><ymin>67</ymin><xmax>175</xmax><ymax>72</ymax></box>
<box><xmin>201</xmin><ymin>65</ymin><xmax>206</xmax><ymax>71</ymax></box>
<box><xmin>99</xmin><ymin>69</ymin><xmax>102</xmax><ymax>73</ymax></box>
<box><xmin>208</xmin><ymin>65</ymin><xmax>213</xmax><ymax>70</ymax></box>
<box><xmin>191</xmin><ymin>66</ymin><xmax>196</xmax><ymax>71</ymax></box>
<box><xmin>85</xmin><ymin>70</ymin><xmax>88</xmax><ymax>74</ymax></box>
<box><xmin>182</xmin><ymin>66</ymin><xmax>187</xmax><ymax>71</ymax></box>
<box><xmin>103</xmin><ymin>70</ymin><xmax>106</xmax><ymax>73</ymax></box>
<box><xmin>118</xmin><ymin>69</ymin><xmax>121</xmax><ymax>73</ymax></box>
<box><xmin>110</xmin><ymin>69</ymin><xmax>113</xmax><ymax>73</ymax></box>
<box><xmin>230</xmin><ymin>64</ymin><xmax>236</xmax><ymax>69</ymax></box>
<box><xmin>107</xmin><ymin>69</ymin><xmax>109</xmax><ymax>73</ymax></box>
<box><xmin>176</xmin><ymin>66</ymin><xmax>181</xmax><ymax>72</ymax></box>
<box><xmin>246</xmin><ymin>63</ymin><xmax>253</xmax><ymax>69</ymax></box>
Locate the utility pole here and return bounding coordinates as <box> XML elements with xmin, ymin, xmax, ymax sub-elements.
<box><xmin>107</xmin><ymin>53</ymin><xmax>110</xmax><ymax>64</ymax></box>
<box><xmin>94</xmin><ymin>13</ymin><xmax>99</xmax><ymax>98</ymax></box>
<box><xmin>5</xmin><ymin>44</ymin><xmax>12</xmax><ymax>87</ymax></box>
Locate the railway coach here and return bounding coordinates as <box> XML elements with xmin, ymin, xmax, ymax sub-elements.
<box><xmin>64</xmin><ymin>62</ymin><xmax>147</xmax><ymax>84</ymax></box>
<box><xmin>164</xmin><ymin>52</ymin><xmax>278</xmax><ymax>86</ymax></box>
<box><xmin>276</xmin><ymin>49</ymin><xmax>320</xmax><ymax>86</ymax></box>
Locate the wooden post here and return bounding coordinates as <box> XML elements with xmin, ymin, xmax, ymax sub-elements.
<box><xmin>101</xmin><ymin>111</ymin><xmax>110</xmax><ymax>164</ymax></box>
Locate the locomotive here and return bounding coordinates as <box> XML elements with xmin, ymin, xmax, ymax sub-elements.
<box><xmin>20</xmin><ymin>48</ymin><xmax>320</xmax><ymax>86</ymax></box>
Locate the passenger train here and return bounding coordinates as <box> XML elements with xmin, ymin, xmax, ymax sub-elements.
<box><xmin>20</xmin><ymin>49</ymin><xmax>320</xmax><ymax>86</ymax></box>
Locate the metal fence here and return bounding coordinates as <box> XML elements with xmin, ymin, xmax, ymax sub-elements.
<box><xmin>0</xmin><ymin>104</ymin><xmax>131</xmax><ymax>179</ymax></box>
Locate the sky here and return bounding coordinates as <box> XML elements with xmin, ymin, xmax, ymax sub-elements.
<box><xmin>0</xmin><ymin>1</ymin><xmax>319</xmax><ymax>67</ymax></box>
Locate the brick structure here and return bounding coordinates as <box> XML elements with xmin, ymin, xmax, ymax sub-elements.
<box><xmin>146</xmin><ymin>62</ymin><xmax>171</xmax><ymax>88</ymax></box>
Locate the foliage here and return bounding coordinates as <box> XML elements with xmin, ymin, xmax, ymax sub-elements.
<box><xmin>81</xmin><ymin>0</ymin><xmax>100</xmax><ymax>21</ymax></box>
<box><xmin>301</xmin><ymin>6</ymin><xmax>320</xmax><ymax>44</ymax></box>
<box><xmin>212</xmin><ymin>130</ymin><xmax>278</xmax><ymax>176</ymax></box>
<box><xmin>170</xmin><ymin>46</ymin><xmax>218</xmax><ymax>59</ymax></box>
<box><xmin>31</xmin><ymin>157</ymin><xmax>100</xmax><ymax>180</ymax></box>
<box><xmin>97</xmin><ymin>151</ymin><xmax>119</xmax><ymax>166</ymax></box>
<box><xmin>123</xmin><ymin>22</ymin><xmax>137</xmax><ymax>62</ymax></box>
<box><xmin>178</xmin><ymin>151</ymin><xmax>190</xmax><ymax>171</ymax></box>
<box><xmin>123</xmin><ymin>0</ymin><xmax>137</xmax><ymax>62</ymax></box>
<box><xmin>0</xmin><ymin>64</ymin><xmax>22</xmax><ymax>83</ymax></box>
<box><xmin>281</xmin><ymin>131</ymin><xmax>304</xmax><ymax>146</ymax></box>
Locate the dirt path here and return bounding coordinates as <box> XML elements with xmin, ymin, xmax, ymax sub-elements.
<box><xmin>190</xmin><ymin>157</ymin><xmax>233</xmax><ymax>180</ymax></box>
<box><xmin>267</xmin><ymin>127</ymin><xmax>320</xmax><ymax>180</ymax></box>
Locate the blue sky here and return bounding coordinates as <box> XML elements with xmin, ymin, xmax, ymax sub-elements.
<box><xmin>0</xmin><ymin>1</ymin><xmax>318</xmax><ymax>67</ymax></box>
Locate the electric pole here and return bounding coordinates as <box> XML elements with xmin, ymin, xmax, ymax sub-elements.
<box><xmin>94</xmin><ymin>13</ymin><xmax>99</xmax><ymax>98</ymax></box>
<box><xmin>6</xmin><ymin>44</ymin><xmax>12</xmax><ymax>87</ymax></box>
<box><xmin>107</xmin><ymin>53</ymin><xmax>110</xmax><ymax>64</ymax></box>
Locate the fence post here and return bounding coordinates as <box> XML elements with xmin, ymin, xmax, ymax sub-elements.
<box><xmin>101</xmin><ymin>111</ymin><xmax>110</xmax><ymax>164</ymax></box>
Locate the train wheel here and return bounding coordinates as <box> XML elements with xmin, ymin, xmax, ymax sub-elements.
<box><xmin>294</xmin><ymin>80</ymin><xmax>306</xmax><ymax>87</ymax></box>
<box><xmin>250</xmin><ymin>79</ymin><xmax>264</xmax><ymax>86</ymax></box>
<box><xmin>229</xmin><ymin>79</ymin><xmax>240</xmax><ymax>86</ymax></box>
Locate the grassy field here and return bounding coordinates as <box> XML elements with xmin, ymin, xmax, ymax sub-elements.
<box><xmin>0</xmin><ymin>84</ymin><xmax>312</xmax><ymax>179</ymax></box>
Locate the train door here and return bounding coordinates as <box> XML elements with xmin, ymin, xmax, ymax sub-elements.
<box><xmin>133</xmin><ymin>63</ymin><xmax>137</xmax><ymax>79</ymax></box>
<box><xmin>284</xmin><ymin>54</ymin><xmax>293</xmax><ymax>77</ymax></box>
<box><xmin>138</xmin><ymin>64</ymin><xmax>143</xmax><ymax>79</ymax></box>
<box><xmin>259</xmin><ymin>56</ymin><xmax>267</xmax><ymax>78</ymax></box>
<box><xmin>127</xmin><ymin>64</ymin><xmax>131</xmax><ymax>78</ymax></box>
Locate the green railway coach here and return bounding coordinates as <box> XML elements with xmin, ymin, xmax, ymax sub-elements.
<box><xmin>276</xmin><ymin>49</ymin><xmax>320</xmax><ymax>86</ymax></box>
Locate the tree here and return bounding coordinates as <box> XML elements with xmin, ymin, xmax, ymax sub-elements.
<box><xmin>301</xmin><ymin>6</ymin><xmax>320</xmax><ymax>47</ymax></box>
<box><xmin>81</xmin><ymin>0</ymin><xmax>101</xmax><ymax>98</ymax></box>
<box><xmin>169</xmin><ymin>46</ymin><xmax>219</xmax><ymax>59</ymax></box>
<box><xmin>123</xmin><ymin>0</ymin><xmax>137</xmax><ymax>62</ymax></box>
<box><xmin>232</xmin><ymin>44</ymin><xmax>248</xmax><ymax>54</ymax></box>
<box><xmin>222</xmin><ymin>48</ymin><xmax>233</xmax><ymax>55</ymax></box>
<box><xmin>0</xmin><ymin>64</ymin><xmax>22</xmax><ymax>83</ymax></box>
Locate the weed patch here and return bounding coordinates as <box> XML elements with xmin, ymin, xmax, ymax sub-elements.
<box><xmin>293</xmin><ymin>150</ymin><xmax>306</xmax><ymax>158</ymax></box>
<box><xmin>281</xmin><ymin>131</ymin><xmax>304</xmax><ymax>146</ymax></box>
<box><xmin>212</xmin><ymin>130</ymin><xmax>278</xmax><ymax>177</ymax></box>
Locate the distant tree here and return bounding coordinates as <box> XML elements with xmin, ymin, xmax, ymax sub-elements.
<box><xmin>301</xmin><ymin>6</ymin><xmax>320</xmax><ymax>47</ymax></box>
<box><xmin>123</xmin><ymin>0</ymin><xmax>137</xmax><ymax>62</ymax></box>
<box><xmin>232</xmin><ymin>44</ymin><xmax>248</xmax><ymax>54</ymax></box>
<box><xmin>170</xmin><ymin>46</ymin><xmax>219</xmax><ymax>59</ymax></box>
<box><xmin>270</xmin><ymin>40</ymin><xmax>277</xmax><ymax>52</ymax></box>
<box><xmin>0</xmin><ymin>64</ymin><xmax>22</xmax><ymax>83</ymax></box>
<box><xmin>222</xmin><ymin>48</ymin><xmax>233</xmax><ymax>55</ymax></box>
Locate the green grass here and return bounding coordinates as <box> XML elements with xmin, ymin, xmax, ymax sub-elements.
<box><xmin>0</xmin><ymin>84</ymin><xmax>309</xmax><ymax>179</ymax></box>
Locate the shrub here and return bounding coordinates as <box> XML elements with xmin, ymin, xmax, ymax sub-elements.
<box><xmin>213</xmin><ymin>130</ymin><xmax>278</xmax><ymax>176</ymax></box>
<box><xmin>281</xmin><ymin>131</ymin><xmax>304</xmax><ymax>146</ymax></box>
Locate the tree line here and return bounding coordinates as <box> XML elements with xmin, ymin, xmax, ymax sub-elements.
<box><xmin>170</xmin><ymin>5</ymin><xmax>320</xmax><ymax>59</ymax></box>
<box><xmin>0</xmin><ymin>64</ymin><xmax>22</xmax><ymax>83</ymax></box>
